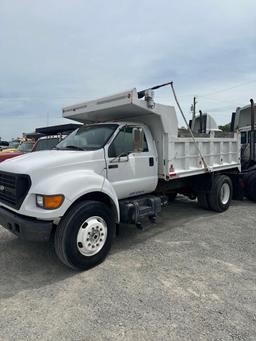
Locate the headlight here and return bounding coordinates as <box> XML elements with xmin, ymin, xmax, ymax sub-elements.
<box><xmin>36</xmin><ymin>194</ymin><xmax>64</xmax><ymax>209</ymax></box>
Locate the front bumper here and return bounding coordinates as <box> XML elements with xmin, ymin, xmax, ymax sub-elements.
<box><xmin>0</xmin><ymin>206</ymin><xmax>53</xmax><ymax>241</ymax></box>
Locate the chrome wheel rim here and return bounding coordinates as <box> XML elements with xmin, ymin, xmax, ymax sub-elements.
<box><xmin>220</xmin><ymin>183</ymin><xmax>230</xmax><ymax>205</ymax></box>
<box><xmin>77</xmin><ymin>216</ymin><xmax>107</xmax><ymax>256</ymax></box>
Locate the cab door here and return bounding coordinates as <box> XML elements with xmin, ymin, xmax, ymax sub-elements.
<box><xmin>105</xmin><ymin>125</ymin><xmax>158</xmax><ymax>199</ymax></box>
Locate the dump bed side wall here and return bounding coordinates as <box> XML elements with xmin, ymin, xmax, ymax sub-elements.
<box><xmin>165</xmin><ymin>133</ymin><xmax>240</xmax><ymax>179</ymax></box>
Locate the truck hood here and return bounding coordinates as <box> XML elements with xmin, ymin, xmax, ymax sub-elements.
<box><xmin>0</xmin><ymin>150</ymin><xmax>103</xmax><ymax>174</ymax></box>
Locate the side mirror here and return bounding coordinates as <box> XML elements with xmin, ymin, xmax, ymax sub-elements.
<box><xmin>132</xmin><ymin>128</ymin><xmax>144</xmax><ymax>152</ymax></box>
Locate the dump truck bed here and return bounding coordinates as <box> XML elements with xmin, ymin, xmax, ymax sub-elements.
<box><xmin>63</xmin><ymin>88</ymin><xmax>241</xmax><ymax>180</ymax></box>
<box><xmin>167</xmin><ymin>134</ymin><xmax>240</xmax><ymax>179</ymax></box>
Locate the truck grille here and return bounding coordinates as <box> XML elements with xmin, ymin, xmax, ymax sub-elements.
<box><xmin>0</xmin><ymin>171</ymin><xmax>31</xmax><ymax>209</ymax></box>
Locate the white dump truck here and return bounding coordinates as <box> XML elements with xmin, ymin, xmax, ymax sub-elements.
<box><xmin>0</xmin><ymin>83</ymin><xmax>249</xmax><ymax>270</ymax></box>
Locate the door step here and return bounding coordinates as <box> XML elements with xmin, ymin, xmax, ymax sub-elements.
<box><xmin>119</xmin><ymin>194</ymin><xmax>167</xmax><ymax>227</ymax></box>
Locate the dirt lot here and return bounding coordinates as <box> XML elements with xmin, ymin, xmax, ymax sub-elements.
<box><xmin>0</xmin><ymin>197</ymin><xmax>255</xmax><ymax>341</ymax></box>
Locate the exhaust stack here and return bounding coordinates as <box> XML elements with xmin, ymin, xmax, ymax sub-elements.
<box><xmin>230</xmin><ymin>112</ymin><xmax>236</xmax><ymax>132</ymax></box>
<box><xmin>250</xmin><ymin>98</ymin><xmax>255</xmax><ymax>162</ymax></box>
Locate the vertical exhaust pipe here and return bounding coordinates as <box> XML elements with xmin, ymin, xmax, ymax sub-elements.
<box><xmin>250</xmin><ymin>98</ymin><xmax>255</xmax><ymax>162</ymax></box>
<box><xmin>199</xmin><ymin>110</ymin><xmax>203</xmax><ymax>133</ymax></box>
<box><xmin>230</xmin><ymin>112</ymin><xmax>236</xmax><ymax>132</ymax></box>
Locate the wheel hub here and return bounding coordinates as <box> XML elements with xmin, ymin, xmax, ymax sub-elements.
<box><xmin>220</xmin><ymin>183</ymin><xmax>230</xmax><ymax>205</ymax></box>
<box><xmin>77</xmin><ymin>216</ymin><xmax>107</xmax><ymax>256</ymax></box>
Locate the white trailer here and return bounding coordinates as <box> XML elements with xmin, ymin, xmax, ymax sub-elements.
<box><xmin>0</xmin><ymin>84</ymin><xmax>243</xmax><ymax>270</ymax></box>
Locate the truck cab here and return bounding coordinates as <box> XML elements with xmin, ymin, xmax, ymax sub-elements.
<box><xmin>0</xmin><ymin>117</ymin><xmax>159</xmax><ymax>270</ymax></box>
<box><xmin>0</xmin><ymin>121</ymin><xmax>158</xmax><ymax>219</ymax></box>
<box><xmin>230</xmin><ymin>101</ymin><xmax>256</xmax><ymax>167</ymax></box>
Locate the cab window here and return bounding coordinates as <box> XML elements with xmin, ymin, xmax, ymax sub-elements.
<box><xmin>241</xmin><ymin>132</ymin><xmax>247</xmax><ymax>144</ymax></box>
<box><xmin>248</xmin><ymin>131</ymin><xmax>256</xmax><ymax>144</ymax></box>
<box><xmin>17</xmin><ymin>142</ymin><xmax>34</xmax><ymax>153</ymax></box>
<box><xmin>108</xmin><ymin>126</ymin><xmax>148</xmax><ymax>158</ymax></box>
<box><xmin>34</xmin><ymin>138</ymin><xmax>61</xmax><ymax>151</ymax></box>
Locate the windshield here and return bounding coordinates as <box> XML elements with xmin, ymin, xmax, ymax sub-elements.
<box><xmin>56</xmin><ymin>124</ymin><xmax>118</xmax><ymax>151</ymax></box>
<box><xmin>17</xmin><ymin>142</ymin><xmax>34</xmax><ymax>153</ymax></box>
<box><xmin>34</xmin><ymin>137</ymin><xmax>61</xmax><ymax>151</ymax></box>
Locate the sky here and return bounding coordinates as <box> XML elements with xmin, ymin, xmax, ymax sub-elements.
<box><xmin>0</xmin><ymin>0</ymin><xmax>256</xmax><ymax>140</ymax></box>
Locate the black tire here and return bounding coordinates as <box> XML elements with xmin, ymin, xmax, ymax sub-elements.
<box><xmin>208</xmin><ymin>175</ymin><xmax>233</xmax><ymax>212</ymax></box>
<box><xmin>197</xmin><ymin>192</ymin><xmax>210</xmax><ymax>210</ymax></box>
<box><xmin>54</xmin><ymin>200</ymin><xmax>115</xmax><ymax>270</ymax></box>
<box><xmin>168</xmin><ymin>193</ymin><xmax>177</xmax><ymax>202</ymax></box>
<box><xmin>245</xmin><ymin>173</ymin><xmax>256</xmax><ymax>202</ymax></box>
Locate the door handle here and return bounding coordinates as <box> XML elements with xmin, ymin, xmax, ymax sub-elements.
<box><xmin>108</xmin><ymin>164</ymin><xmax>118</xmax><ymax>169</ymax></box>
<box><xmin>149</xmin><ymin>157</ymin><xmax>154</xmax><ymax>166</ymax></box>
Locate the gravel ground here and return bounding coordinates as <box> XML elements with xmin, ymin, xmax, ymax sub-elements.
<box><xmin>0</xmin><ymin>197</ymin><xmax>256</xmax><ymax>341</ymax></box>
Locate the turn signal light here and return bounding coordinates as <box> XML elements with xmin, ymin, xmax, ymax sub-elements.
<box><xmin>36</xmin><ymin>194</ymin><xmax>64</xmax><ymax>209</ymax></box>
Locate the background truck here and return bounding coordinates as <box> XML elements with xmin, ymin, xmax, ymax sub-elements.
<box><xmin>0</xmin><ymin>83</ymin><xmax>254</xmax><ymax>270</ymax></box>
<box><xmin>0</xmin><ymin>123</ymin><xmax>81</xmax><ymax>163</ymax></box>
<box><xmin>0</xmin><ymin>140</ymin><xmax>10</xmax><ymax>151</ymax></box>
<box><xmin>229</xmin><ymin>99</ymin><xmax>256</xmax><ymax>201</ymax></box>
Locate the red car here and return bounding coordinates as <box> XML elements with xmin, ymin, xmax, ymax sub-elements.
<box><xmin>0</xmin><ymin>140</ymin><xmax>34</xmax><ymax>163</ymax></box>
<box><xmin>0</xmin><ymin>138</ymin><xmax>60</xmax><ymax>163</ymax></box>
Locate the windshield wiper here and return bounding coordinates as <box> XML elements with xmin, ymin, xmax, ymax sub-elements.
<box><xmin>60</xmin><ymin>145</ymin><xmax>85</xmax><ymax>151</ymax></box>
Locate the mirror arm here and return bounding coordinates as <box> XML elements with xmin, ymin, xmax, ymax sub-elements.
<box><xmin>110</xmin><ymin>152</ymin><xmax>129</xmax><ymax>163</ymax></box>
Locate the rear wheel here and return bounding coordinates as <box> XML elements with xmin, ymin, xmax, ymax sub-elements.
<box><xmin>208</xmin><ymin>175</ymin><xmax>233</xmax><ymax>212</ymax></box>
<box><xmin>54</xmin><ymin>200</ymin><xmax>115</xmax><ymax>270</ymax></box>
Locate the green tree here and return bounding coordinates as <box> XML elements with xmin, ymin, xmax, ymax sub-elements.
<box><xmin>218</xmin><ymin>123</ymin><xmax>230</xmax><ymax>132</ymax></box>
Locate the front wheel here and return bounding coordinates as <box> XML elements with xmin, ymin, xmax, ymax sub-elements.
<box><xmin>54</xmin><ymin>200</ymin><xmax>115</xmax><ymax>270</ymax></box>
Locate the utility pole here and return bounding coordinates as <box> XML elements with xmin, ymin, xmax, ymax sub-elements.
<box><xmin>192</xmin><ymin>96</ymin><xmax>197</xmax><ymax>120</ymax></box>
